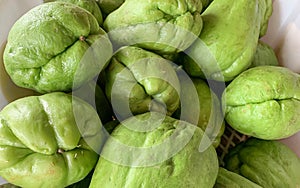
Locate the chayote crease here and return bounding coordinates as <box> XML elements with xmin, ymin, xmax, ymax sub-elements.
<box><xmin>0</xmin><ymin>92</ymin><xmax>105</xmax><ymax>188</ymax></box>
<box><xmin>3</xmin><ymin>2</ymin><xmax>112</xmax><ymax>94</ymax></box>
<box><xmin>103</xmin><ymin>0</ymin><xmax>203</xmax><ymax>54</ymax></box>
<box><xmin>104</xmin><ymin>46</ymin><xmax>180</xmax><ymax>120</ymax></box>
<box><xmin>223</xmin><ymin>66</ymin><xmax>300</xmax><ymax>140</ymax></box>
<box><xmin>224</xmin><ymin>138</ymin><xmax>300</xmax><ymax>188</ymax></box>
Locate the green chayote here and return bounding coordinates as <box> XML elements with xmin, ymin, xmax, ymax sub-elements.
<box><xmin>173</xmin><ymin>76</ymin><xmax>224</xmax><ymax>148</ymax></box>
<box><xmin>250</xmin><ymin>40</ymin><xmax>279</xmax><ymax>68</ymax></box>
<box><xmin>183</xmin><ymin>0</ymin><xmax>272</xmax><ymax>81</ymax></box>
<box><xmin>44</xmin><ymin>0</ymin><xmax>103</xmax><ymax>25</ymax></box>
<box><xmin>103</xmin><ymin>0</ymin><xmax>203</xmax><ymax>54</ymax></box>
<box><xmin>72</xmin><ymin>81</ymin><xmax>114</xmax><ymax>124</ymax></box>
<box><xmin>96</xmin><ymin>0</ymin><xmax>124</xmax><ymax>16</ymax></box>
<box><xmin>89</xmin><ymin>112</ymin><xmax>219</xmax><ymax>188</ymax></box>
<box><xmin>0</xmin><ymin>92</ymin><xmax>105</xmax><ymax>188</ymax></box>
<box><xmin>224</xmin><ymin>138</ymin><xmax>300</xmax><ymax>188</ymax></box>
<box><xmin>214</xmin><ymin>167</ymin><xmax>262</xmax><ymax>188</ymax></box>
<box><xmin>105</xmin><ymin>46</ymin><xmax>180</xmax><ymax>119</ymax></box>
<box><xmin>3</xmin><ymin>2</ymin><xmax>112</xmax><ymax>93</ymax></box>
<box><xmin>224</xmin><ymin>66</ymin><xmax>300</xmax><ymax>140</ymax></box>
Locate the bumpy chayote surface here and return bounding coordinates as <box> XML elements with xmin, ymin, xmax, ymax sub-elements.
<box><xmin>0</xmin><ymin>92</ymin><xmax>105</xmax><ymax>188</ymax></box>
<box><xmin>103</xmin><ymin>0</ymin><xmax>203</xmax><ymax>54</ymax></box>
<box><xmin>105</xmin><ymin>46</ymin><xmax>180</xmax><ymax>119</ymax></box>
<box><xmin>89</xmin><ymin>112</ymin><xmax>219</xmax><ymax>188</ymax></box>
<box><xmin>3</xmin><ymin>2</ymin><xmax>112</xmax><ymax>93</ymax></box>
<box><xmin>224</xmin><ymin>138</ymin><xmax>300</xmax><ymax>188</ymax></box>
<box><xmin>224</xmin><ymin>66</ymin><xmax>300</xmax><ymax>140</ymax></box>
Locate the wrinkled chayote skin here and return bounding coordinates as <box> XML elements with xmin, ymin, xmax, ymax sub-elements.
<box><xmin>214</xmin><ymin>167</ymin><xmax>262</xmax><ymax>188</ymax></box>
<box><xmin>173</xmin><ymin>76</ymin><xmax>224</xmax><ymax>148</ymax></box>
<box><xmin>43</xmin><ymin>0</ymin><xmax>103</xmax><ymax>25</ymax></box>
<box><xmin>184</xmin><ymin>0</ymin><xmax>272</xmax><ymax>81</ymax></box>
<box><xmin>105</xmin><ymin>46</ymin><xmax>180</xmax><ymax>120</ymax></box>
<box><xmin>250</xmin><ymin>40</ymin><xmax>279</xmax><ymax>68</ymax></box>
<box><xmin>224</xmin><ymin>138</ymin><xmax>300</xmax><ymax>188</ymax></box>
<box><xmin>0</xmin><ymin>92</ymin><xmax>105</xmax><ymax>188</ymax></box>
<box><xmin>3</xmin><ymin>2</ymin><xmax>113</xmax><ymax>93</ymax></box>
<box><xmin>224</xmin><ymin>66</ymin><xmax>300</xmax><ymax>140</ymax></box>
<box><xmin>103</xmin><ymin>0</ymin><xmax>203</xmax><ymax>54</ymax></box>
<box><xmin>89</xmin><ymin>112</ymin><xmax>219</xmax><ymax>188</ymax></box>
<box><xmin>96</xmin><ymin>0</ymin><xmax>124</xmax><ymax>16</ymax></box>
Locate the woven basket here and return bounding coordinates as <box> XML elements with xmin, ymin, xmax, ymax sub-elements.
<box><xmin>216</xmin><ymin>126</ymin><xmax>249</xmax><ymax>166</ymax></box>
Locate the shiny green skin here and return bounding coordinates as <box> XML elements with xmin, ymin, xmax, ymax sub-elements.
<box><xmin>186</xmin><ymin>0</ymin><xmax>271</xmax><ymax>81</ymax></box>
<box><xmin>173</xmin><ymin>77</ymin><xmax>225</xmax><ymax>148</ymax></box>
<box><xmin>44</xmin><ymin>0</ymin><xmax>103</xmax><ymax>25</ymax></box>
<box><xmin>224</xmin><ymin>66</ymin><xmax>300</xmax><ymax>139</ymax></box>
<box><xmin>0</xmin><ymin>92</ymin><xmax>105</xmax><ymax>188</ymax></box>
<box><xmin>214</xmin><ymin>168</ymin><xmax>262</xmax><ymax>188</ymax></box>
<box><xmin>105</xmin><ymin>46</ymin><xmax>180</xmax><ymax>119</ymax></box>
<box><xmin>89</xmin><ymin>112</ymin><xmax>219</xmax><ymax>188</ymax></box>
<box><xmin>250</xmin><ymin>40</ymin><xmax>279</xmax><ymax>68</ymax></box>
<box><xmin>96</xmin><ymin>0</ymin><xmax>124</xmax><ymax>16</ymax></box>
<box><xmin>103</xmin><ymin>0</ymin><xmax>203</xmax><ymax>54</ymax></box>
<box><xmin>224</xmin><ymin>138</ymin><xmax>300</xmax><ymax>188</ymax></box>
<box><xmin>3</xmin><ymin>2</ymin><xmax>112</xmax><ymax>94</ymax></box>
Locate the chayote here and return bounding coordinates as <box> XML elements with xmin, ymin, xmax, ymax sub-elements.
<box><xmin>72</xmin><ymin>81</ymin><xmax>114</xmax><ymax>124</ymax></box>
<box><xmin>173</xmin><ymin>76</ymin><xmax>225</xmax><ymax>148</ymax></box>
<box><xmin>0</xmin><ymin>92</ymin><xmax>105</xmax><ymax>188</ymax></box>
<box><xmin>96</xmin><ymin>0</ymin><xmax>124</xmax><ymax>16</ymax></box>
<box><xmin>103</xmin><ymin>0</ymin><xmax>203</xmax><ymax>54</ymax></box>
<box><xmin>105</xmin><ymin>46</ymin><xmax>180</xmax><ymax>120</ymax></box>
<box><xmin>89</xmin><ymin>112</ymin><xmax>219</xmax><ymax>188</ymax></box>
<box><xmin>214</xmin><ymin>167</ymin><xmax>262</xmax><ymax>188</ymax></box>
<box><xmin>224</xmin><ymin>138</ymin><xmax>300</xmax><ymax>188</ymax></box>
<box><xmin>183</xmin><ymin>0</ymin><xmax>272</xmax><ymax>81</ymax></box>
<box><xmin>250</xmin><ymin>40</ymin><xmax>279</xmax><ymax>68</ymax></box>
<box><xmin>43</xmin><ymin>0</ymin><xmax>103</xmax><ymax>25</ymax></box>
<box><xmin>223</xmin><ymin>66</ymin><xmax>300</xmax><ymax>140</ymax></box>
<box><xmin>3</xmin><ymin>2</ymin><xmax>113</xmax><ymax>93</ymax></box>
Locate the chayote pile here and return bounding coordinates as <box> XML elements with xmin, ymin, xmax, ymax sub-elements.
<box><xmin>1</xmin><ymin>0</ymin><xmax>300</xmax><ymax>187</ymax></box>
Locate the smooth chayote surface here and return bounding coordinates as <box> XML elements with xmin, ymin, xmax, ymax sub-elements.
<box><xmin>96</xmin><ymin>0</ymin><xmax>124</xmax><ymax>16</ymax></box>
<box><xmin>0</xmin><ymin>92</ymin><xmax>105</xmax><ymax>188</ymax></box>
<box><xmin>103</xmin><ymin>0</ymin><xmax>203</xmax><ymax>54</ymax></box>
<box><xmin>214</xmin><ymin>167</ymin><xmax>262</xmax><ymax>188</ymax></box>
<box><xmin>44</xmin><ymin>0</ymin><xmax>103</xmax><ymax>25</ymax></box>
<box><xmin>224</xmin><ymin>66</ymin><xmax>300</xmax><ymax>140</ymax></box>
<box><xmin>72</xmin><ymin>81</ymin><xmax>114</xmax><ymax>124</ymax></box>
<box><xmin>105</xmin><ymin>46</ymin><xmax>180</xmax><ymax>119</ymax></box>
<box><xmin>3</xmin><ymin>2</ymin><xmax>112</xmax><ymax>93</ymax></box>
<box><xmin>89</xmin><ymin>112</ymin><xmax>219</xmax><ymax>188</ymax></box>
<box><xmin>250</xmin><ymin>40</ymin><xmax>279</xmax><ymax>68</ymax></box>
<box><xmin>224</xmin><ymin>138</ymin><xmax>300</xmax><ymax>188</ymax></box>
<box><xmin>173</xmin><ymin>77</ymin><xmax>224</xmax><ymax>148</ymax></box>
<box><xmin>184</xmin><ymin>0</ymin><xmax>272</xmax><ymax>81</ymax></box>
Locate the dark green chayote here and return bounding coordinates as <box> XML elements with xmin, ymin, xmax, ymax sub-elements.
<box><xmin>0</xmin><ymin>92</ymin><xmax>105</xmax><ymax>188</ymax></box>
<box><xmin>214</xmin><ymin>168</ymin><xmax>262</xmax><ymax>188</ymax></box>
<box><xmin>105</xmin><ymin>46</ymin><xmax>180</xmax><ymax>119</ymax></box>
<box><xmin>183</xmin><ymin>0</ymin><xmax>272</xmax><ymax>81</ymax></box>
<box><xmin>3</xmin><ymin>2</ymin><xmax>112</xmax><ymax>93</ymax></box>
<box><xmin>224</xmin><ymin>66</ymin><xmax>300</xmax><ymax>139</ymax></box>
<box><xmin>224</xmin><ymin>138</ymin><xmax>300</xmax><ymax>188</ymax></box>
<box><xmin>103</xmin><ymin>0</ymin><xmax>203</xmax><ymax>54</ymax></box>
<box><xmin>72</xmin><ymin>81</ymin><xmax>114</xmax><ymax>124</ymax></box>
<box><xmin>43</xmin><ymin>0</ymin><xmax>103</xmax><ymax>25</ymax></box>
<box><xmin>89</xmin><ymin>112</ymin><xmax>219</xmax><ymax>188</ymax></box>
<box><xmin>96</xmin><ymin>0</ymin><xmax>124</xmax><ymax>16</ymax></box>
